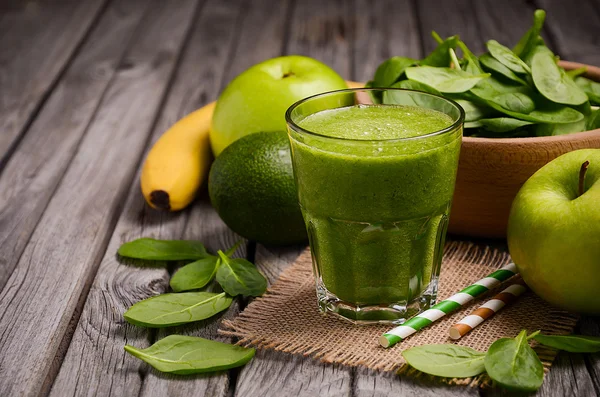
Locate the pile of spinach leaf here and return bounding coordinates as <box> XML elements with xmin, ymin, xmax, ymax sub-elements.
<box><xmin>369</xmin><ymin>10</ymin><xmax>600</xmax><ymax>137</ymax></box>
<box><xmin>117</xmin><ymin>238</ymin><xmax>267</xmax><ymax>374</ymax></box>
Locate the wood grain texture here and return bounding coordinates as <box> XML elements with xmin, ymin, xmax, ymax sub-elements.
<box><xmin>578</xmin><ymin>317</ymin><xmax>600</xmax><ymax>395</ymax></box>
<box><xmin>471</xmin><ymin>0</ymin><xmax>537</xmax><ymax>48</ymax></box>
<box><xmin>222</xmin><ymin>0</ymin><xmax>292</xmax><ymax>85</ymax></box>
<box><xmin>352</xmin><ymin>0</ymin><xmax>421</xmax><ymax>83</ymax></box>
<box><xmin>0</xmin><ymin>0</ymin><xmax>196</xmax><ymax>393</ymax></box>
<box><xmin>354</xmin><ymin>367</ymin><xmax>478</xmax><ymax>397</ymax></box>
<box><xmin>537</xmin><ymin>0</ymin><xmax>600</xmax><ymax>65</ymax></box>
<box><xmin>415</xmin><ymin>0</ymin><xmax>484</xmax><ymax>55</ymax></box>
<box><xmin>48</xmin><ymin>1</ymin><xmax>201</xmax><ymax>395</ymax></box>
<box><xmin>0</xmin><ymin>0</ymin><xmax>106</xmax><ymax>163</ymax></box>
<box><xmin>234</xmin><ymin>244</ymin><xmax>353</xmax><ymax>397</ymax></box>
<box><xmin>0</xmin><ymin>0</ymin><xmax>149</xmax><ymax>294</ymax></box>
<box><xmin>286</xmin><ymin>0</ymin><xmax>353</xmax><ymax>79</ymax></box>
<box><xmin>534</xmin><ymin>352</ymin><xmax>596</xmax><ymax>397</ymax></box>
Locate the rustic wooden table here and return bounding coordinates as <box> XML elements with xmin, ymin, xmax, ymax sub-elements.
<box><xmin>1</xmin><ymin>0</ymin><xmax>600</xmax><ymax>395</ymax></box>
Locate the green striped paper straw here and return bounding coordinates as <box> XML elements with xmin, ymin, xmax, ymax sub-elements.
<box><xmin>379</xmin><ymin>262</ymin><xmax>517</xmax><ymax>348</ymax></box>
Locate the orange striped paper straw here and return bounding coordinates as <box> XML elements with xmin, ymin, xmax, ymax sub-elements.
<box><xmin>449</xmin><ymin>280</ymin><xmax>527</xmax><ymax>340</ymax></box>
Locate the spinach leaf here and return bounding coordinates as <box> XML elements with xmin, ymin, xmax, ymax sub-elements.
<box><xmin>478</xmin><ymin>118</ymin><xmax>534</xmax><ymax>133</ymax></box>
<box><xmin>393</xmin><ymin>80</ymin><xmax>442</xmax><ymax>96</ymax></box>
<box><xmin>373</xmin><ymin>56</ymin><xmax>417</xmax><ymax>87</ymax></box>
<box><xmin>449</xmin><ymin>48</ymin><xmax>461</xmax><ymax>70</ymax></box>
<box><xmin>457</xmin><ymin>41</ymin><xmax>484</xmax><ymax>74</ymax></box>
<box><xmin>124</xmin><ymin>291</ymin><xmax>232</xmax><ymax>327</ymax></box>
<box><xmin>575</xmin><ymin>76</ymin><xmax>600</xmax><ymax>105</ymax></box>
<box><xmin>421</xmin><ymin>34</ymin><xmax>459</xmax><ymax>67</ymax></box>
<box><xmin>513</xmin><ymin>9</ymin><xmax>546</xmax><ymax>59</ymax></box>
<box><xmin>431</xmin><ymin>31</ymin><xmax>444</xmax><ymax>44</ymax></box>
<box><xmin>534</xmin><ymin>118</ymin><xmax>587</xmax><ymax>136</ymax></box>
<box><xmin>405</xmin><ymin>66</ymin><xmax>490</xmax><ymax>93</ymax></box>
<box><xmin>224</xmin><ymin>240</ymin><xmax>243</xmax><ymax>257</ymax></box>
<box><xmin>170</xmin><ymin>256</ymin><xmax>219</xmax><ymax>292</ymax></box>
<box><xmin>566</xmin><ymin>67</ymin><xmax>587</xmax><ymax>79</ymax></box>
<box><xmin>216</xmin><ymin>251</ymin><xmax>267</xmax><ymax>297</ymax></box>
<box><xmin>487</xmin><ymin>40</ymin><xmax>531</xmax><ymax>75</ymax></box>
<box><xmin>484</xmin><ymin>100</ymin><xmax>583</xmax><ymax>124</ymax></box>
<box><xmin>118</xmin><ymin>238</ymin><xmax>208</xmax><ymax>261</ymax></box>
<box><xmin>479</xmin><ymin>53</ymin><xmax>529</xmax><ymax>85</ymax></box>
<box><xmin>124</xmin><ymin>335</ymin><xmax>255</xmax><ymax>375</ymax></box>
<box><xmin>534</xmin><ymin>334</ymin><xmax>600</xmax><ymax>353</ymax></box>
<box><xmin>493</xmin><ymin>92</ymin><xmax>536</xmax><ymax>114</ymax></box>
<box><xmin>532</xmin><ymin>51</ymin><xmax>588</xmax><ymax>105</ymax></box>
<box><xmin>471</xmin><ymin>75</ymin><xmax>532</xmax><ymax>101</ymax></box>
<box><xmin>587</xmin><ymin>109</ymin><xmax>600</xmax><ymax>130</ymax></box>
<box><xmin>484</xmin><ymin>330</ymin><xmax>544</xmax><ymax>392</ymax></box>
<box><xmin>402</xmin><ymin>344</ymin><xmax>486</xmax><ymax>378</ymax></box>
<box><xmin>455</xmin><ymin>99</ymin><xmax>494</xmax><ymax>122</ymax></box>
<box><xmin>464</xmin><ymin>120</ymin><xmax>483</xmax><ymax>129</ymax></box>
<box><xmin>470</xmin><ymin>78</ymin><xmax>536</xmax><ymax>114</ymax></box>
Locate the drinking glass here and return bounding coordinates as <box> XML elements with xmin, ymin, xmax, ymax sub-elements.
<box><xmin>286</xmin><ymin>88</ymin><xmax>464</xmax><ymax>323</ymax></box>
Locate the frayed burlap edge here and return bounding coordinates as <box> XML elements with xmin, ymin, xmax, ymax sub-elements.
<box><xmin>219</xmin><ymin>241</ymin><xmax>579</xmax><ymax>388</ymax></box>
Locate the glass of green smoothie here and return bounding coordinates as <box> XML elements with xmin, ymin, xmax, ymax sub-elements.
<box><xmin>286</xmin><ymin>88</ymin><xmax>464</xmax><ymax>324</ymax></box>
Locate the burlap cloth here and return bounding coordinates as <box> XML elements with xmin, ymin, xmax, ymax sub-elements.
<box><xmin>219</xmin><ymin>242</ymin><xmax>579</xmax><ymax>386</ymax></box>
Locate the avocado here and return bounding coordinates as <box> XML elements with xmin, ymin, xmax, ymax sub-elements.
<box><xmin>208</xmin><ymin>131</ymin><xmax>307</xmax><ymax>245</ymax></box>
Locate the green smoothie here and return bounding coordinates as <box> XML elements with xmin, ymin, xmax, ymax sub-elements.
<box><xmin>289</xmin><ymin>103</ymin><xmax>461</xmax><ymax>317</ymax></box>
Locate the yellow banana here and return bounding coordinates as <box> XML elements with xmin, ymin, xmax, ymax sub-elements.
<box><xmin>141</xmin><ymin>102</ymin><xmax>216</xmax><ymax>211</ymax></box>
<box><xmin>140</xmin><ymin>80</ymin><xmax>361</xmax><ymax>212</ymax></box>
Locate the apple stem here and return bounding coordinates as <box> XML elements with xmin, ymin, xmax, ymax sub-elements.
<box><xmin>578</xmin><ymin>161</ymin><xmax>590</xmax><ymax>198</ymax></box>
<box><xmin>282</xmin><ymin>72</ymin><xmax>295</xmax><ymax>78</ymax></box>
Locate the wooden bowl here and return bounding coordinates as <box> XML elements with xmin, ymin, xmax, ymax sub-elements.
<box><xmin>449</xmin><ymin>61</ymin><xmax>600</xmax><ymax>238</ymax></box>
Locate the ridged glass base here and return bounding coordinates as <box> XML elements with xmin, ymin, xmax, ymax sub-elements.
<box><xmin>316</xmin><ymin>277</ymin><xmax>439</xmax><ymax>324</ymax></box>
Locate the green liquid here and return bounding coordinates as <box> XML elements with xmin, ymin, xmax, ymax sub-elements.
<box><xmin>292</xmin><ymin>104</ymin><xmax>461</xmax><ymax>307</ymax></box>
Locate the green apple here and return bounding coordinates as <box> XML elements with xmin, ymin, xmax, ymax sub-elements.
<box><xmin>507</xmin><ymin>149</ymin><xmax>600</xmax><ymax>314</ymax></box>
<box><xmin>210</xmin><ymin>55</ymin><xmax>347</xmax><ymax>156</ymax></box>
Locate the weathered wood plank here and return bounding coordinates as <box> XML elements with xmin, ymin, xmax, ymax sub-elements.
<box><xmin>578</xmin><ymin>317</ymin><xmax>600</xmax><ymax>395</ymax></box>
<box><xmin>234</xmin><ymin>245</ymin><xmax>353</xmax><ymax>397</ymax></box>
<box><xmin>416</xmin><ymin>0</ymin><xmax>484</xmax><ymax>55</ymax></box>
<box><xmin>0</xmin><ymin>0</ymin><xmax>106</xmax><ymax>163</ymax></box>
<box><xmin>48</xmin><ymin>0</ymin><xmax>201</xmax><ymax>394</ymax></box>
<box><xmin>0</xmin><ymin>0</ymin><xmax>150</xmax><ymax>295</ymax></box>
<box><xmin>286</xmin><ymin>0</ymin><xmax>353</xmax><ymax>79</ymax></box>
<box><xmin>471</xmin><ymin>0</ymin><xmax>537</xmax><ymax>49</ymax></box>
<box><xmin>353</xmin><ymin>0</ymin><xmax>421</xmax><ymax>82</ymax></box>
<box><xmin>535</xmin><ymin>351</ymin><xmax>596</xmax><ymax>397</ymax></box>
<box><xmin>536</xmin><ymin>0</ymin><xmax>600</xmax><ymax>65</ymax></box>
<box><xmin>354</xmin><ymin>367</ymin><xmax>478</xmax><ymax>397</ymax></box>
<box><xmin>222</xmin><ymin>0</ymin><xmax>292</xmax><ymax>85</ymax></box>
<box><xmin>0</xmin><ymin>0</ymin><xmax>197</xmax><ymax>393</ymax></box>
